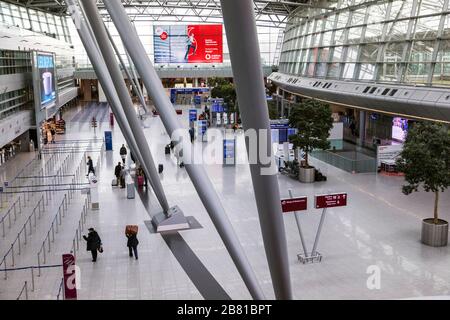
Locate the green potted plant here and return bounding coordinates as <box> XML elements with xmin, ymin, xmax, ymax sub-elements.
<box><xmin>396</xmin><ymin>122</ymin><xmax>450</xmax><ymax>247</ymax></box>
<box><xmin>288</xmin><ymin>99</ymin><xmax>333</xmax><ymax>183</ymax></box>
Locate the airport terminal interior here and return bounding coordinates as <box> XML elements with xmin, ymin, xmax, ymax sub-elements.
<box><xmin>0</xmin><ymin>0</ymin><xmax>449</xmax><ymax>301</ymax></box>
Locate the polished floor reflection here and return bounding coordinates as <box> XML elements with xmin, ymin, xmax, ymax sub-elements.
<box><xmin>1</xmin><ymin>102</ymin><xmax>449</xmax><ymax>300</ymax></box>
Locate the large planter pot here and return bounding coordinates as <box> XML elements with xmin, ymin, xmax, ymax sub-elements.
<box><xmin>421</xmin><ymin>218</ymin><xmax>449</xmax><ymax>247</ymax></box>
<box><xmin>299</xmin><ymin>167</ymin><xmax>315</xmax><ymax>183</ymax></box>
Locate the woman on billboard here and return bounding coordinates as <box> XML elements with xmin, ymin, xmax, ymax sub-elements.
<box><xmin>184</xmin><ymin>33</ymin><xmax>197</xmax><ymax>61</ymax></box>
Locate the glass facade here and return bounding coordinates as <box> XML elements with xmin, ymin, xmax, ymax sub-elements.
<box><xmin>0</xmin><ymin>1</ymin><xmax>71</xmax><ymax>43</ymax></box>
<box><xmin>279</xmin><ymin>0</ymin><xmax>450</xmax><ymax>87</ymax></box>
<box><xmin>69</xmin><ymin>19</ymin><xmax>282</xmax><ymax>68</ymax></box>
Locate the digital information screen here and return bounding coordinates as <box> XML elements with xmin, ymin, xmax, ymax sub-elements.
<box><xmin>392</xmin><ymin>117</ymin><xmax>408</xmax><ymax>142</ymax></box>
<box><xmin>37</xmin><ymin>53</ymin><xmax>57</xmax><ymax>107</ymax></box>
<box><xmin>154</xmin><ymin>24</ymin><xmax>223</xmax><ymax>64</ymax></box>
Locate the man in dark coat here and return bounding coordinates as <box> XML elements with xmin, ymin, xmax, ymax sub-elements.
<box><xmin>83</xmin><ymin>228</ymin><xmax>102</xmax><ymax>262</ymax></box>
<box><xmin>114</xmin><ymin>162</ymin><xmax>122</xmax><ymax>182</ymax></box>
<box><xmin>120</xmin><ymin>144</ymin><xmax>127</xmax><ymax>164</ymax></box>
<box><xmin>126</xmin><ymin>233</ymin><xmax>139</xmax><ymax>260</ymax></box>
<box><xmin>86</xmin><ymin>156</ymin><xmax>95</xmax><ymax>177</ymax></box>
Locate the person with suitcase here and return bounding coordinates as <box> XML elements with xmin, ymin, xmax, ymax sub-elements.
<box><xmin>125</xmin><ymin>226</ymin><xmax>139</xmax><ymax>260</ymax></box>
<box><xmin>83</xmin><ymin>228</ymin><xmax>102</xmax><ymax>262</ymax></box>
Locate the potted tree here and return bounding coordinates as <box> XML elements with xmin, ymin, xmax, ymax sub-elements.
<box><xmin>396</xmin><ymin>122</ymin><xmax>450</xmax><ymax>247</ymax></box>
<box><xmin>288</xmin><ymin>99</ymin><xmax>333</xmax><ymax>183</ymax></box>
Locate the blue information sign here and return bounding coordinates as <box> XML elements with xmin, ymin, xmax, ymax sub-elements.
<box><xmin>104</xmin><ymin>131</ymin><xmax>113</xmax><ymax>151</ymax></box>
<box><xmin>223</xmin><ymin>139</ymin><xmax>236</xmax><ymax>166</ymax></box>
<box><xmin>189</xmin><ymin>109</ymin><xmax>198</xmax><ymax>122</ymax></box>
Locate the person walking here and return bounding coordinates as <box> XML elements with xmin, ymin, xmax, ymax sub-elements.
<box><xmin>120</xmin><ymin>144</ymin><xmax>127</xmax><ymax>164</ymax></box>
<box><xmin>50</xmin><ymin>128</ymin><xmax>56</xmax><ymax>144</ymax></box>
<box><xmin>120</xmin><ymin>166</ymin><xmax>126</xmax><ymax>188</ymax></box>
<box><xmin>83</xmin><ymin>228</ymin><xmax>102</xmax><ymax>262</ymax></box>
<box><xmin>114</xmin><ymin>162</ymin><xmax>122</xmax><ymax>185</ymax></box>
<box><xmin>126</xmin><ymin>232</ymin><xmax>139</xmax><ymax>260</ymax></box>
<box><xmin>189</xmin><ymin>127</ymin><xmax>195</xmax><ymax>143</ymax></box>
<box><xmin>86</xmin><ymin>156</ymin><xmax>95</xmax><ymax>177</ymax></box>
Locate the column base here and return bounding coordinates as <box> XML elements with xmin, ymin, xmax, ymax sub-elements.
<box><xmin>152</xmin><ymin>205</ymin><xmax>190</xmax><ymax>232</ymax></box>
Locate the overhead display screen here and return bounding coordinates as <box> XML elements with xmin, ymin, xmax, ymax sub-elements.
<box><xmin>392</xmin><ymin>117</ymin><xmax>409</xmax><ymax>142</ymax></box>
<box><xmin>37</xmin><ymin>53</ymin><xmax>57</xmax><ymax>107</ymax></box>
<box><xmin>153</xmin><ymin>24</ymin><xmax>223</xmax><ymax>64</ymax></box>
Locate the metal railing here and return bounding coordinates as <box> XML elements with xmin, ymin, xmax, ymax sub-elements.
<box><xmin>311</xmin><ymin>150</ymin><xmax>377</xmax><ymax>173</ymax></box>
<box><xmin>71</xmin><ymin>197</ymin><xmax>89</xmax><ymax>258</ymax></box>
<box><xmin>16</xmin><ymin>281</ymin><xmax>28</xmax><ymax>300</ymax></box>
<box><xmin>0</xmin><ymin>197</ymin><xmax>22</xmax><ymax>237</ymax></box>
<box><xmin>37</xmin><ymin>194</ymin><xmax>69</xmax><ymax>276</ymax></box>
<box><xmin>56</xmin><ymin>277</ymin><xmax>65</xmax><ymax>300</ymax></box>
<box><xmin>0</xmin><ymin>195</ymin><xmax>45</xmax><ymax>280</ymax></box>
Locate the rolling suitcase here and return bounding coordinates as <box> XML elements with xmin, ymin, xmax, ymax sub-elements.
<box><xmin>137</xmin><ymin>175</ymin><xmax>144</xmax><ymax>187</ymax></box>
<box><xmin>127</xmin><ymin>181</ymin><xmax>135</xmax><ymax>199</ymax></box>
<box><xmin>125</xmin><ymin>225</ymin><xmax>138</xmax><ymax>235</ymax></box>
<box><xmin>111</xmin><ymin>178</ymin><xmax>118</xmax><ymax>186</ymax></box>
<box><xmin>158</xmin><ymin>164</ymin><xmax>164</xmax><ymax>173</ymax></box>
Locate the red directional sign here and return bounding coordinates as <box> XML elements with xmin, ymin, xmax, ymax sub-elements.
<box><xmin>281</xmin><ymin>197</ymin><xmax>308</xmax><ymax>213</ymax></box>
<box><xmin>315</xmin><ymin>193</ymin><xmax>347</xmax><ymax>209</ymax></box>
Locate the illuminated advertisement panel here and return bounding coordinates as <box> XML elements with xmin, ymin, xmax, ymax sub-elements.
<box><xmin>37</xmin><ymin>53</ymin><xmax>57</xmax><ymax>107</ymax></box>
<box><xmin>392</xmin><ymin>117</ymin><xmax>408</xmax><ymax>142</ymax></box>
<box><xmin>154</xmin><ymin>24</ymin><xmax>223</xmax><ymax>63</ymax></box>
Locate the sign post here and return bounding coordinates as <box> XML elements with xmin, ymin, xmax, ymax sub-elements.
<box><xmin>281</xmin><ymin>191</ymin><xmax>310</xmax><ymax>261</ymax></box>
<box><xmin>62</xmin><ymin>253</ymin><xmax>77</xmax><ymax>300</ymax></box>
<box><xmin>285</xmin><ymin>190</ymin><xmax>308</xmax><ymax>258</ymax></box>
<box><xmin>311</xmin><ymin>192</ymin><xmax>348</xmax><ymax>258</ymax></box>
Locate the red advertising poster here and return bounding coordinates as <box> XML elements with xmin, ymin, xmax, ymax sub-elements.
<box><xmin>281</xmin><ymin>197</ymin><xmax>308</xmax><ymax>213</ymax></box>
<box><xmin>186</xmin><ymin>24</ymin><xmax>223</xmax><ymax>63</ymax></box>
<box><xmin>154</xmin><ymin>24</ymin><xmax>223</xmax><ymax>64</ymax></box>
<box><xmin>62</xmin><ymin>254</ymin><xmax>77</xmax><ymax>300</ymax></box>
<box><xmin>315</xmin><ymin>193</ymin><xmax>347</xmax><ymax>209</ymax></box>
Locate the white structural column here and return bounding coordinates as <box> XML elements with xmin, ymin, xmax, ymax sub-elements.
<box><xmin>105</xmin><ymin>27</ymin><xmax>149</xmax><ymax>113</ymax></box>
<box><xmin>103</xmin><ymin>0</ymin><xmax>265</xmax><ymax>300</ymax></box>
<box><xmin>75</xmin><ymin>0</ymin><xmax>170</xmax><ymax>213</ymax></box>
<box><xmin>220</xmin><ymin>0</ymin><xmax>292</xmax><ymax>300</ymax></box>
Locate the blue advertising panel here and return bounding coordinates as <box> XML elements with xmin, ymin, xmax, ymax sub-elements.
<box><xmin>189</xmin><ymin>109</ymin><xmax>198</xmax><ymax>122</ymax></box>
<box><xmin>194</xmin><ymin>95</ymin><xmax>202</xmax><ymax>105</ymax></box>
<box><xmin>279</xmin><ymin>129</ymin><xmax>288</xmax><ymax>143</ymax></box>
<box><xmin>223</xmin><ymin>139</ymin><xmax>236</xmax><ymax>166</ymax></box>
<box><xmin>104</xmin><ymin>131</ymin><xmax>113</xmax><ymax>151</ymax></box>
<box><xmin>37</xmin><ymin>54</ymin><xmax>56</xmax><ymax>107</ymax></box>
<box><xmin>170</xmin><ymin>89</ymin><xmax>177</xmax><ymax>103</ymax></box>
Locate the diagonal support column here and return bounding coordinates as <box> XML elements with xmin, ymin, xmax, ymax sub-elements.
<box><xmin>220</xmin><ymin>0</ymin><xmax>292</xmax><ymax>300</ymax></box>
<box><xmin>103</xmin><ymin>0</ymin><xmax>265</xmax><ymax>300</ymax></box>
<box><xmin>105</xmin><ymin>26</ymin><xmax>149</xmax><ymax>114</ymax></box>
<box><xmin>125</xmin><ymin>48</ymin><xmax>147</xmax><ymax>112</ymax></box>
<box><xmin>68</xmin><ymin>0</ymin><xmax>170</xmax><ymax>214</ymax></box>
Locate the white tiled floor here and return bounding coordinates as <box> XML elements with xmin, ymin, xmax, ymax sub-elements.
<box><xmin>1</xmin><ymin>102</ymin><xmax>449</xmax><ymax>300</ymax></box>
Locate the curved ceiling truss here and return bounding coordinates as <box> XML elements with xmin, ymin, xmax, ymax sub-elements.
<box><xmin>3</xmin><ymin>0</ymin><xmax>330</xmax><ymax>28</ymax></box>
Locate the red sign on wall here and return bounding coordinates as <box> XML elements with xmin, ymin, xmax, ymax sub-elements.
<box><xmin>62</xmin><ymin>254</ymin><xmax>77</xmax><ymax>300</ymax></box>
<box><xmin>281</xmin><ymin>197</ymin><xmax>308</xmax><ymax>213</ymax></box>
<box><xmin>315</xmin><ymin>193</ymin><xmax>347</xmax><ymax>209</ymax></box>
<box><xmin>186</xmin><ymin>24</ymin><xmax>223</xmax><ymax>63</ymax></box>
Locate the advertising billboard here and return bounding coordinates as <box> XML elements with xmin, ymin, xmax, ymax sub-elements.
<box><xmin>392</xmin><ymin>117</ymin><xmax>408</xmax><ymax>142</ymax></box>
<box><xmin>154</xmin><ymin>24</ymin><xmax>223</xmax><ymax>64</ymax></box>
<box><xmin>37</xmin><ymin>53</ymin><xmax>57</xmax><ymax>107</ymax></box>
